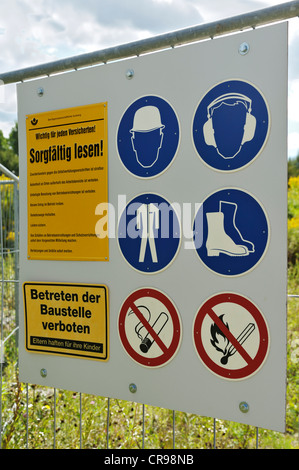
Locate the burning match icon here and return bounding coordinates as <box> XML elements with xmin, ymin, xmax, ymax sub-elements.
<box><xmin>210</xmin><ymin>315</ymin><xmax>255</xmax><ymax>365</ymax></box>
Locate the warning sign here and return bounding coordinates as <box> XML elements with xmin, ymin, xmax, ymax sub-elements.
<box><xmin>17</xmin><ymin>23</ymin><xmax>288</xmax><ymax>432</ymax></box>
<box><xmin>192</xmin><ymin>79</ymin><xmax>270</xmax><ymax>172</ymax></box>
<box><xmin>23</xmin><ymin>282</ymin><xmax>109</xmax><ymax>361</ymax></box>
<box><xmin>117</xmin><ymin>95</ymin><xmax>180</xmax><ymax>178</ymax></box>
<box><xmin>193</xmin><ymin>188</ymin><xmax>269</xmax><ymax>277</ymax></box>
<box><xmin>117</xmin><ymin>193</ymin><xmax>181</xmax><ymax>274</ymax></box>
<box><xmin>118</xmin><ymin>288</ymin><xmax>182</xmax><ymax>368</ymax></box>
<box><xmin>193</xmin><ymin>292</ymin><xmax>269</xmax><ymax>380</ymax></box>
<box><xmin>26</xmin><ymin>103</ymin><xmax>108</xmax><ymax>261</ymax></box>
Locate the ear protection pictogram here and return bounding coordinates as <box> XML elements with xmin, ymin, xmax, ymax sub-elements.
<box><xmin>203</xmin><ymin>93</ymin><xmax>256</xmax><ymax>148</ymax></box>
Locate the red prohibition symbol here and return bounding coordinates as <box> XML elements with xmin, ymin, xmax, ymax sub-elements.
<box><xmin>118</xmin><ymin>288</ymin><xmax>182</xmax><ymax>368</ymax></box>
<box><xmin>193</xmin><ymin>293</ymin><xmax>270</xmax><ymax>380</ymax></box>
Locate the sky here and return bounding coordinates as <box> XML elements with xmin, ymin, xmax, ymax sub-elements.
<box><xmin>0</xmin><ymin>0</ymin><xmax>299</xmax><ymax>158</ymax></box>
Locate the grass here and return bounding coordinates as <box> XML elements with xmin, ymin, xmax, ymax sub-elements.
<box><xmin>0</xmin><ymin>176</ymin><xmax>299</xmax><ymax>449</ymax></box>
<box><xmin>0</xmin><ymin>256</ymin><xmax>298</xmax><ymax>449</ymax></box>
<box><xmin>0</xmin><ymin>378</ymin><xmax>298</xmax><ymax>449</ymax></box>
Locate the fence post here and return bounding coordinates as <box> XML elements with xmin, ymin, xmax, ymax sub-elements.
<box><xmin>13</xmin><ymin>181</ymin><xmax>19</xmax><ymax>348</ymax></box>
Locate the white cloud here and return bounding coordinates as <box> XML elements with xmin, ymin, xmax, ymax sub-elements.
<box><xmin>0</xmin><ymin>0</ymin><xmax>297</xmax><ymax>159</ymax></box>
<box><xmin>288</xmin><ymin>132</ymin><xmax>299</xmax><ymax>159</ymax></box>
<box><xmin>288</xmin><ymin>79</ymin><xmax>299</xmax><ymax>123</ymax></box>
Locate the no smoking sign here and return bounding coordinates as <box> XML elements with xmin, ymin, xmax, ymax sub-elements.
<box><xmin>193</xmin><ymin>293</ymin><xmax>270</xmax><ymax>380</ymax></box>
<box><xmin>118</xmin><ymin>288</ymin><xmax>182</xmax><ymax>368</ymax></box>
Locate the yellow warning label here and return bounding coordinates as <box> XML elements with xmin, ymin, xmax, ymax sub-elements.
<box><xmin>23</xmin><ymin>282</ymin><xmax>109</xmax><ymax>361</ymax></box>
<box><xmin>26</xmin><ymin>103</ymin><xmax>108</xmax><ymax>261</ymax></box>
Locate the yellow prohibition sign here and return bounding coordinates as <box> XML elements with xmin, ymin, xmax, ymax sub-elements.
<box><xmin>23</xmin><ymin>282</ymin><xmax>109</xmax><ymax>361</ymax></box>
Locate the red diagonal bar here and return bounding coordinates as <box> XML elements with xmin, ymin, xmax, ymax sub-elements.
<box><xmin>129</xmin><ymin>302</ymin><xmax>168</xmax><ymax>354</ymax></box>
<box><xmin>207</xmin><ymin>307</ymin><xmax>253</xmax><ymax>365</ymax></box>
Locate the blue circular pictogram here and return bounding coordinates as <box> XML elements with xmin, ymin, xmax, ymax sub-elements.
<box><xmin>192</xmin><ymin>80</ymin><xmax>270</xmax><ymax>172</ymax></box>
<box><xmin>193</xmin><ymin>188</ymin><xmax>269</xmax><ymax>276</ymax></box>
<box><xmin>118</xmin><ymin>193</ymin><xmax>181</xmax><ymax>273</ymax></box>
<box><xmin>117</xmin><ymin>95</ymin><xmax>180</xmax><ymax>178</ymax></box>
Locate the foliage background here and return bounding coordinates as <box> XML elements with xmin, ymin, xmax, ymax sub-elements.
<box><xmin>0</xmin><ymin>124</ymin><xmax>18</xmax><ymax>176</ymax></box>
<box><xmin>0</xmin><ymin>139</ymin><xmax>298</xmax><ymax>449</ymax></box>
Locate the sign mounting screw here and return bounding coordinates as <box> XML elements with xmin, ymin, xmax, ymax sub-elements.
<box><xmin>40</xmin><ymin>368</ymin><xmax>47</xmax><ymax>378</ymax></box>
<box><xmin>126</xmin><ymin>69</ymin><xmax>134</xmax><ymax>79</ymax></box>
<box><xmin>129</xmin><ymin>383</ymin><xmax>137</xmax><ymax>393</ymax></box>
<box><xmin>239</xmin><ymin>401</ymin><xmax>249</xmax><ymax>413</ymax></box>
<box><xmin>37</xmin><ymin>87</ymin><xmax>44</xmax><ymax>97</ymax></box>
<box><xmin>239</xmin><ymin>42</ymin><xmax>250</xmax><ymax>55</ymax></box>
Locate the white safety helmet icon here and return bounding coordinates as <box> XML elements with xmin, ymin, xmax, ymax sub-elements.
<box><xmin>130</xmin><ymin>105</ymin><xmax>165</xmax><ymax>133</ymax></box>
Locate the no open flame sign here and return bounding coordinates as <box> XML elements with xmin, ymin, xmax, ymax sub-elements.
<box><xmin>193</xmin><ymin>292</ymin><xmax>269</xmax><ymax>380</ymax></box>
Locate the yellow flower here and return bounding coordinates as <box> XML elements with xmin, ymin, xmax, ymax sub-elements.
<box><xmin>288</xmin><ymin>175</ymin><xmax>299</xmax><ymax>191</ymax></box>
<box><xmin>6</xmin><ymin>231</ymin><xmax>15</xmax><ymax>242</ymax></box>
<box><xmin>288</xmin><ymin>217</ymin><xmax>299</xmax><ymax>229</ymax></box>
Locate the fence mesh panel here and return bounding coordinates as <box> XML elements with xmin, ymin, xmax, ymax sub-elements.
<box><xmin>0</xmin><ymin>166</ymin><xmax>298</xmax><ymax>449</ymax></box>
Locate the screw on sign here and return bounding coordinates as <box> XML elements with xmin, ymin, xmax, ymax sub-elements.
<box><xmin>193</xmin><ymin>293</ymin><xmax>269</xmax><ymax>380</ymax></box>
<box><xmin>118</xmin><ymin>288</ymin><xmax>182</xmax><ymax>368</ymax></box>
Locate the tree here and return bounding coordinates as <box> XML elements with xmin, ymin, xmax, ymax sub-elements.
<box><xmin>288</xmin><ymin>153</ymin><xmax>299</xmax><ymax>179</ymax></box>
<box><xmin>0</xmin><ymin>123</ymin><xmax>19</xmax><ymax>176</ymax></box>
<box><xmin>8</xmin><ymin>123</ymin><xmax>18</xmax><ymax>155</ymax></box>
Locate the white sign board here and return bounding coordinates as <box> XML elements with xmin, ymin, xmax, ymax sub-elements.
<box><xmin>17</xmin><ymin>23</ymin><xmax>288</xmax><ymax>432</ymax></box>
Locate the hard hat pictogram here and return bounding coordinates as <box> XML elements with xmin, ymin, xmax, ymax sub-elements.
<box><xmin>130</xmin><ymin>105</ymin><xmax>165</xmax><ymax>133</ymax></box>
<box><xmin>117</xmin><ymin>95</ymin><xmax>180</xmax><ymax>178</ymax></box>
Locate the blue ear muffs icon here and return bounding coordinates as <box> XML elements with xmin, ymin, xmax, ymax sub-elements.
<box><xmin>203</xmin><ymin>93</ymin><xmax>256</xmax><ymax>158</ymax></box>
